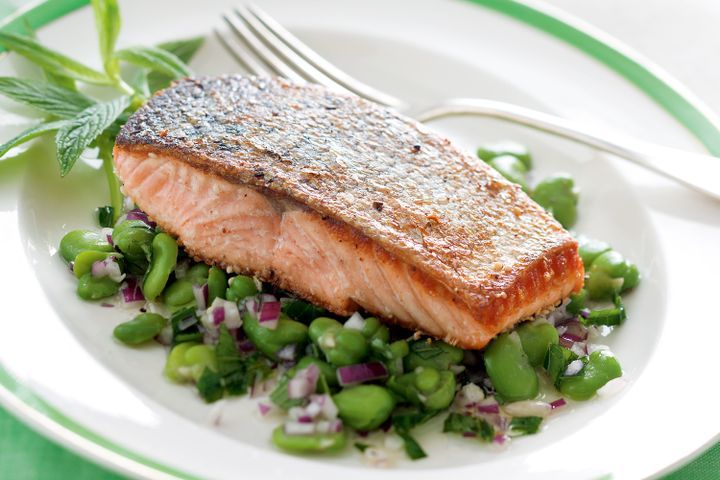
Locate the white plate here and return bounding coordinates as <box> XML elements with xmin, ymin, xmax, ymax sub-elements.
<box><xmin>1</xmin><ymin>0</ymin><xmax>719</xmax><ymax>479</ymax></box>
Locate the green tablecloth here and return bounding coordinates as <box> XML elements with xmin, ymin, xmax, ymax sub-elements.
<box><xmin>0</xmin><ymin>0</ymin><xmax>717</xmax><ymax>478</ymax></box>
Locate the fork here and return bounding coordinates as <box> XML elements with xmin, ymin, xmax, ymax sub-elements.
<box><xmin>215</xmin><ymin>5</ymin><xmax>720</xmax><ymax>201</ymax></box>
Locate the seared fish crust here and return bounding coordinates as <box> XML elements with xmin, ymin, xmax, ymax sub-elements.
<box><xmin>114</xmin><ymin>75</ymin><xmax>583</xmax><ymax>348</ymax></box>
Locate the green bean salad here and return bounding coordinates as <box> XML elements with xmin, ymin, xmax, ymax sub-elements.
<box><xmin>57</xmin><ymin>141</ymin><xmax>640</xmax><ymax>465</ymax></box>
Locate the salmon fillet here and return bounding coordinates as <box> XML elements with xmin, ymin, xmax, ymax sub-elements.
<box><xmin>113</xmin><ymin>75</ymin><xmax>583</xmax><ymax>349</ymax></box>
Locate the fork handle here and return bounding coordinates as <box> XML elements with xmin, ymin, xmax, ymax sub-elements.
<box><xmin>413</xmin><ymin>98</ymin><xmax>720</xmax><ymax>201</ymax></box>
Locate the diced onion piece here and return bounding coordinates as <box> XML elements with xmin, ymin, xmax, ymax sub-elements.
<box><xmin>564</xmin><ymin>359</ymin><xmax>584</xmax><ymax>376</ymax></box>
<box><xmin>550</xmin><ymin>398</ymin><xmax>567</xmax><ymax>409</ymax></box>
<box><xmin>258</xmin><ymin>301</ymin><xmax>281</xmax><ymax>329</ymax></box>
<box><xmin>336</xmin><ymin>362</ymin><xmax>388</xmax><ymax>386</ymax></box>
<box><xmin>121</xmin><ymin>277</ymin><xmax>144</xmax><ymax>303</ymax></box>
<box><xmin>193</xmin><ymin>283</ymin><xmax>208</xmax><ymax>311</ymax></box>
<box><xmin>91</xmin><ymin>257</ymin><xmax>125</xmax><ymax>283</ymax></box>
<box><xmin>502</xmin><ymin>400</ymin><xmax>552</xmax><ymax>418</ymax></box>
<box><xmin>287</xmin><ymin>364</ymin><xmax>320</xmax><ymax>399</ymax></box>
<box><xmin>344</xmin><ymin>312</ymin><xmax>365</xmax><ymax>330</ymax></box>
<box><xmin>277</xmin><ymin>344</ymin><xmax>297</xmax><ymax>361</ymax></box>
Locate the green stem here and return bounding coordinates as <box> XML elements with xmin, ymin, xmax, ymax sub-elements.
<box><xmin>98</xmin><ymin>135</ymin><xmax>123</xmax><ymax>223</ymax></box>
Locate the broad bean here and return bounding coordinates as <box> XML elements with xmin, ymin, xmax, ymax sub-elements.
<box><xmin>113</xmin><ymin>313</ymin><xmax>166</xmax><ymax>345</ymax></box>
<box><xmin>404</xmin><ymin>339</ymin><xmax>464</xmax><ymax>371</ymax></box>
<box><xmin>243</xmin><ymin>312</ymin><xmax>308</xmax><ymax>360</ymax></box>
<box><xmin>207</xmin><ymin>267</ymin><xmax>227</xmax><ymax>304</ymax></box>
<box><xmin>73</xmin><ymin>251</ymin><xmax>119</xmax><ymax>278</ymax></box>
<box><xmin>359</xmin><ymin>317</ymin><xmax>390</xmax><ymax>343</ymax></box>
<box><xmin>76</xmin><ymin>272</ymin><xmax>120</xmax><ymax>300</ymax></box>
<box><xmin>487</xmin><ymin>155</ymin><xmax>529</xmax><ymax>191</ymax></box>
<box><xmin>387</xmin><ymin>367</ymin><xmax>456</xmax><ymax>411</ymax></box>
<box><xmin>333</xmin><ymin>385</ymin><xmax>395</xmax><ymax>430</ymax></box>
<box><xmin>59</xmin><ymin>229</ymin><xmax>112</xmax><ymax>263</ymax></box>
<box><xmin>163</xmin><ymin>279</ymin><xmax>195</xmax><ymax>307</ymax></box>
<box><xmin>576</xmin><ymin>235</ymin><xmax>611</xmax><ymax>268</ymax></box>
<box><xmin>225</xmin><ymin>275</ymin><xmax>258</xmax><ymax>302</ymax></box>
<box><xmin>318</xmin><ymin>328</ymin><xmax>369</xmax><ymax>367</ymax></box>
<box><xmin>142</xmin><ymin>233</ymin><xmax>178</xmax><ymax>301</ymax></box>
<box><xmin>586</xmin><ymin>250</ymin><xmax>640</xmax><ymax>301</ymax></box>
<box><xmin>531</xmin><ymin>174</ymin><xmax>579</xmax><ymax>228</ymax></box>
<box><xmin>477</xmin><ymin>141</ymin><xmax>532</xmax><ymax>169</ymax></box>
<box><xmin>164</xmin><ymin>343</ymin><xmax>217</xmax><ymax>383</ymax></box>
<box><xmin>558</xmin><ymin>351</ymin><xmax>622</xmax><ymax>400</ymax></box>
<box><xmin>483</xmin><ymin>332</ymin><xmax>539</xmax><ymax>402</ymax></box>
<box><xmin>516</xmin><ymin>322</ymin><xmax>559</xmax><ymax>367</ymax></box>
<box><xmin>271</xmin><ymin>425</ymin><xmax>346</xmax><ymax>453</ymax></box>
<box><xmin>112</xmin><ymin>220</ymin><xmax>155</xmax><ymax>274</ymax></box>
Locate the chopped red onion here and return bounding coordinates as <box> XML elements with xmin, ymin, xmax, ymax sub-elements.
<box><xmin>550</xmin><ymin>398</ymin><xmax>567</xmax><ymax>409</ymax></box>
<box><xmin>337</xmin><ymin>362</ymin><xmax>388</xmax><ymax>386</ymax></box>
<box><xmin>100</xmin><ymin>302</ymin><xmax>114</xmax><ymax>308</ymax></box>
<box><xmin>309</xmin><ymin>394</ymin><xmax>338</xmax><ymax>420</ymax></box>
<box><xmin>477</xmin><ymin>403</ymin><xmax>500</xmax><ymax>414</ymax></box>
<box><xmin>258</xmin><ymin>301</ymin><xmax>281</xmax><ymax>328</ymax></box>
<box><xmin>193</xmin><ymin>284</ymin><xmax>208</xmax><ymax>311</ymax></box>
<box><xmin>580</xmin><ymin>308</ymin><xmax>591</xmax><ymax>319</ymax></box>
<box><xmin>202</xmin><ymin>298</ymin><xmax>242</xmax><ymax>329</ymax></box>
<box><xmin>106</xmin><ymin>234</ymin><xmax>113</xmax><ymax>246</ymax></box>
<box><xmin>493</xmin><ymin>434</ymin><xmax>508</xmax><ymax>445</ymax></box>
<box><xmin>156</xmin><ymin>325</ymin><xmax>173</xmax><ymax>346</ymax></box>
<box><xmin>126</xmin><ymin>209</ymin><xmax>156</xmax><ymax>228</ymax></box>
<box><xmin>277</xmin><ymin>344</ymin><xmax>297</xmax><ymax>361</ymax></box>
<box><xmin>297</xmin><ymin>415</ymin><xmax>314</xmax><ymax>424</ymax></box>
<box><xmin>238</xmin><ymin>339</ymin><xmax>255</xmax><ymax>353</ymax></box>
<box><xmin>91</xmin><ymin>257</ymin><xmax>125</xmax><ymax>283</ymax></box>
<box><xmin>462</xmin><ymin>432</ymin><xmax>477</xmax><ymax>438</ymax></box>
<box><xmin>564</xmin><ymin>359</ymin><xmax>584</xmax><ymax>376</ymax></box>
<box><xmin>260</xmin><ymin>293</ymin><xmax>277</xmax><ymax>303</ymax></box>
<box><xmin>258</xmin><ymin>403</ymin><xmax>271</xmax><ymax>416</ymax></box>
<box><xmin>284</xmin><ymin>421</ymin><xmax>317</xmax><ymax>435</ymax></box>
<box><xmin>121</xmin><ymin>278</ymin><xmax>145</xmax><ymax>303</ymax></box>
<box><xmin>212</xmin><ymin>307</ymin><xmax>225</xmax><ymax>325</ymax></box>
<box><xmin>344</xmin><ymin>312</ymin><xmax>365</xmax><ymax>330</ymax></box>
<box><xmin>287</xmin><ymin>364</ymin><xmax>320</xmax><ymax>399</ymax></box>
<box><xmin>178</xmin><ymin>315</ymin><xmax>198</xmax><ymax>331</ymax></box>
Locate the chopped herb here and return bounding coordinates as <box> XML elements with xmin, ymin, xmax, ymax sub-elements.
<box><xmin>354</xmin><ymin>442</ymin><xmax>369</xmax><ymax>453</ymax></box>
<box><xmin>170</xmin><ymin>306</ymin><xmax>202</xmax><ymax>345</ymax></box>
<box><xmin>97</xmin><ymin>205</ymin><xmax>114</xmax><ymax>227</ymax></box>
<box><xmin>397</xmin><ymin>430</ymin><xmax>427</xmax><ymax>460</ymax></box>
<box><xmin>583</xmin><ymin>295</ymin><xmax>627</xmax><ymax>326</ymax></box>
<box><xmin>509</xmin><ymin>416</ymin><xmax>543</xmax><ymax>436</ymax></box>
<box><xmin>281</xmin><ymin>299</ymin><xmax>328</xmax><ymax>324</ymax></box>
<box><xmin>269</xmin><ymin>374</ymin><xmax>303</xmax><ymax>410</ymax></box>
<box><xmin>391</xmin><ymin>408</ymin><xmax>435</xmax><ymax>460</ymax></box>
<box><xmin>391</xmin><ymin>408</ymin><xmax>438</xmax><ymax>431</ymax></box>
<box><xmin>545</xmin><ymin>344</ymin><xmax>578</xmax><ymax>385</ymax></box>
<box><xmin>197</xmin><ymin>368</ymin><xmax>223</xmax><ymax>403</ymax></box>
<box><xmin>409</xmin><ymin>340</ymin><xmax>445</xmax><ymax>360</ymax></box>
<box><xmin>443</xmin><ymin>413</ymin><xmax>494</xmax><ymax>442</ymax></box>
<box><xmin>215</xmin><ymin>325</ymin><xmax>243</xmax><ymax>377</ymax></box>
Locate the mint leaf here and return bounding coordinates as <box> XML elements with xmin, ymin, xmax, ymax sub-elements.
<box><xmin>442</xmin><ymin>413</ymin><xmax>494</xmax><ymax>442</ymax></box>
<box><xmin>115</xmin><ymin>46</ymin><xmax>191</xmax><ymax>78</ymax></box>
<box><xmin>0</xmin><ymin>120</ymin><xmax>68</xmax><ymax>158</ymax></box>
<box><xmin>148</xmin><ymin>36</ymin><xmax>204</xmax><ymax>93</ymax></box>
<box><xmin>55</xmin><ymin>96</ymin><xmax>129</xmax><ymax>176</ymax></box>
<box><xmin>197</xmin><ymin>368</ymin><xmax>224</xmax><ymax>403</ymax></box>
<box><xmin>157</xmin><ymin>36</ymin><xmax>204</xmax><ymax>63</ymax></box>
<box><xmin>508</xmin><ymin>416</ymin><xmax>542</xmax><ymax>436</ymax></box>
<box><xmin>396</xmin><ymin>430</ymin><xmax>427</xmax><ymax>460</ymax></box>
<box><xmin>0</xmin><ymin>77</ymin><xmax>95</xmax><ymax>118</ymax></box>
<box><xmin>0</xmin><ymin>32</ymin><xmax>111</xmax><ymax>85</ymax></box>
<box><xmin>91</xmin><ymin>0</ymin><xmax>122</xmax><ymax>78</ymax></box>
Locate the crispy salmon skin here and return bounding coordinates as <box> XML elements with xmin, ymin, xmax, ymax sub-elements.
<box><xmin>114</xmin><ymin>75</ymin><xmax>583</xmax><ymax>349</ymax></box>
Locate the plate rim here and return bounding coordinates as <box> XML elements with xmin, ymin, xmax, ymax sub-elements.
<box><xmin>1</xmin><ymin>1</ymin><xmax>719</xmax><ymax>478</ymax></box>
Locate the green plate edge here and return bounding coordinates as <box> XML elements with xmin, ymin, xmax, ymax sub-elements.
<box><xmin>0</xmin><ymin>0</ymin><xmax>718</xmax><ymax>478</ymax></box>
